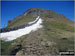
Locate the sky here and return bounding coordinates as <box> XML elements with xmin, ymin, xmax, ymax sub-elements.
<box><xmin>1</xmin><ymin>1</ymin><xmax>74</xmax><ymax>28</ymax></box>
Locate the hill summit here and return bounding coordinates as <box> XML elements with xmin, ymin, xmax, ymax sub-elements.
<box><xmin>7</xmin><ymin>8</ymin><xmax>67</xmax><ymax>26</ymax></box>
<box><xmin>24</xmin><ymin>8</ymin><xmax>56</xmax><ymax>16</ymax></box>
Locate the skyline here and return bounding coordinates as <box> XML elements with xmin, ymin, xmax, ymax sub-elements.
<box><xmin>1</xmin><ymin>1</ymin><xmax>74</xmax><ymax>28</ymax></box>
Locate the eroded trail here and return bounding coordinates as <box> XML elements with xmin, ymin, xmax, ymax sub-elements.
<box><xmin>15</xmin><ymin>31</ymin><xmax>52</xmax><ymax>56</ymax></box>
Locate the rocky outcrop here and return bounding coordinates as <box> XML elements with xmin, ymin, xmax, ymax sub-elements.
<box><xmin>8</xmin><ymin>8</ymin><xmax>57</xmax><ymax>25</ymax></box>
<box><xmin>24</xmin><ymin>8</ymin><xmax>57</xmax><ymax>17</ymax></box>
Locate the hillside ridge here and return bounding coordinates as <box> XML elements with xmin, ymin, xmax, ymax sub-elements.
<box><xmin>7</xmin><ymin>8</ymin><xmax>71</xmax><ymax>26</ymax></box>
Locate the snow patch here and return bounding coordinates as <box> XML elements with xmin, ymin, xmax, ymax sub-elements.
<box><xmin>0</xmin><ymin>16</ymin><xmax>43</xmax><ymax>41</ymax></box>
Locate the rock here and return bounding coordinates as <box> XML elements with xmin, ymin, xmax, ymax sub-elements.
<box><xmin>45</xmin><ymin>43</ymin><xmax>49</xmax><ymax>47</ymax></box>
<box><xmin>61</xmin><ymin>37</ymin><xmax>68</xmax><ymax>40</ymax></box>
<box><xmin>16</xmin><ymin>50</ymin><xmax>23</xmax><ymax>56</ymax></box>
<box><xmin>24</xmin><ymin>8</ymin><xmax>56</xmax><ymax>17</ymax></box>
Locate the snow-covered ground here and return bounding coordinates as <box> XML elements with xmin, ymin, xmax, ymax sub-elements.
<box><xmin>0</xmin><ymin>16</ymin><xmax>43</xmax><ymax>41</ymax></box>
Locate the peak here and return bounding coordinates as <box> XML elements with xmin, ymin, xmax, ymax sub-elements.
<box><xmin>27</xmin><ymin>8</ymin><xmax>50</xmax><ymax>10</ymax></box>
<box><xmin>24</xmin><ymin>8</ymin><xmax>56</xmax><ymax>16</ymax></box>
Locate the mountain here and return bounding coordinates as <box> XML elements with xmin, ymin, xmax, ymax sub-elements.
<box><xmin>1</xmin><ymin>8</ymin><xmax>74</xmax><ymax>55</ymax></box>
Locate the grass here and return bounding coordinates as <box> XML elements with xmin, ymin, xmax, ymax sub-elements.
<box><xmin>1</xmin><ymin>40</ymin><xmax>14</xmax><ymax>55</ymax></box>
<box><xmin>7</xmin><ymin>15</ymin><xmax>37</xmax><ymax>28</ymax></box>
<box><xmin>2</xmin><ymin>13</ymin><xmax>74</xmax><ymax>55</ymax></box>
<box><xmin>42</xmin><ymin>18</ymin><xmax>74</xmax><ymax>52</ymax></box>
<box><xmin>43</xmin><ymin>30</ymin><xmax>74</xmax><ymax>51</ymax></box>
<box><xmin>43</xmin><ymin>18</ymin><xmax>74</xmax><ymax>32</ymax></box>
<box><xmin>1</xmin><ymin>34</ymin><xmax>28</xmax><ymax>55</ymax></box>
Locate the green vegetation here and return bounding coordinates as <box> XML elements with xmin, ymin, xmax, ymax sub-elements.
<box><xmin>1</xmin><ymin>8</ymin><xmax>74</xmax><ymax>55</ymax></box>
<box><xmin>1</xmin><ymin>40</ymin><xmax>14</xmax><ymax>55</ymax></box>
<box><xmin>7</xmin><ymin>15</ymin><xmax>37</xmax><ymax>28</ymax></box>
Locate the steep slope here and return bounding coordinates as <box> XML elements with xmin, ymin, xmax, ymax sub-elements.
<box><xmin>1</xmin><ymin>16</ymin><xmax>43</xmax><ymax>41</ymax></box>
<box><xmin>6</xmin><ymin>8</ymin><xmax>57</xmax><ymax>28</ymax></box>
<box><xmin>1</xmin><ymin>8</ymin><xmax>74</xmax><ymax>55</ymax></box>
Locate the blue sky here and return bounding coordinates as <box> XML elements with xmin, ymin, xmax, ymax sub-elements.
<box><xmin>1</xmin><ymin>1</ymin><xmax>74</xmax><ymax>28</ymax></box>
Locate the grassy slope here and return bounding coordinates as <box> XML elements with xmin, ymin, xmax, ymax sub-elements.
<box><xmin>1</xmin><ymin>40</ymin><xmax>14</xmax><ymax>55</ymax></box>
<box><xmin>7</xmin><ymin>15</ymin><xmax>37</xmax><ymax>28</ymax></box>
<box><xmin>1</xmin><ymin>14</ymin><xmax>74</xmax><ymax>55</ymax></box>
<box><xmin>43</xmin><ymin>17</ymin><xmax>74</xmax><ymax>50</ymax></box>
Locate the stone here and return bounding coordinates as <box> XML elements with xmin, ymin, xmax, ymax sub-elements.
<box><xmin>45</xmin><ymin>43</ymin><xmax>49</xmax><ymax>47</ymax></box>
<box><xmin>61</xmin><ymin>37</ymin><xmax>68</xmax><ymax>40</ymax></box>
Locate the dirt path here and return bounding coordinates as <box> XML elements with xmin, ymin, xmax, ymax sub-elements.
<box><xmin>16</xmin><ymin>31</ymin><xmax>53</xmax><ymax>56</ymax></box>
